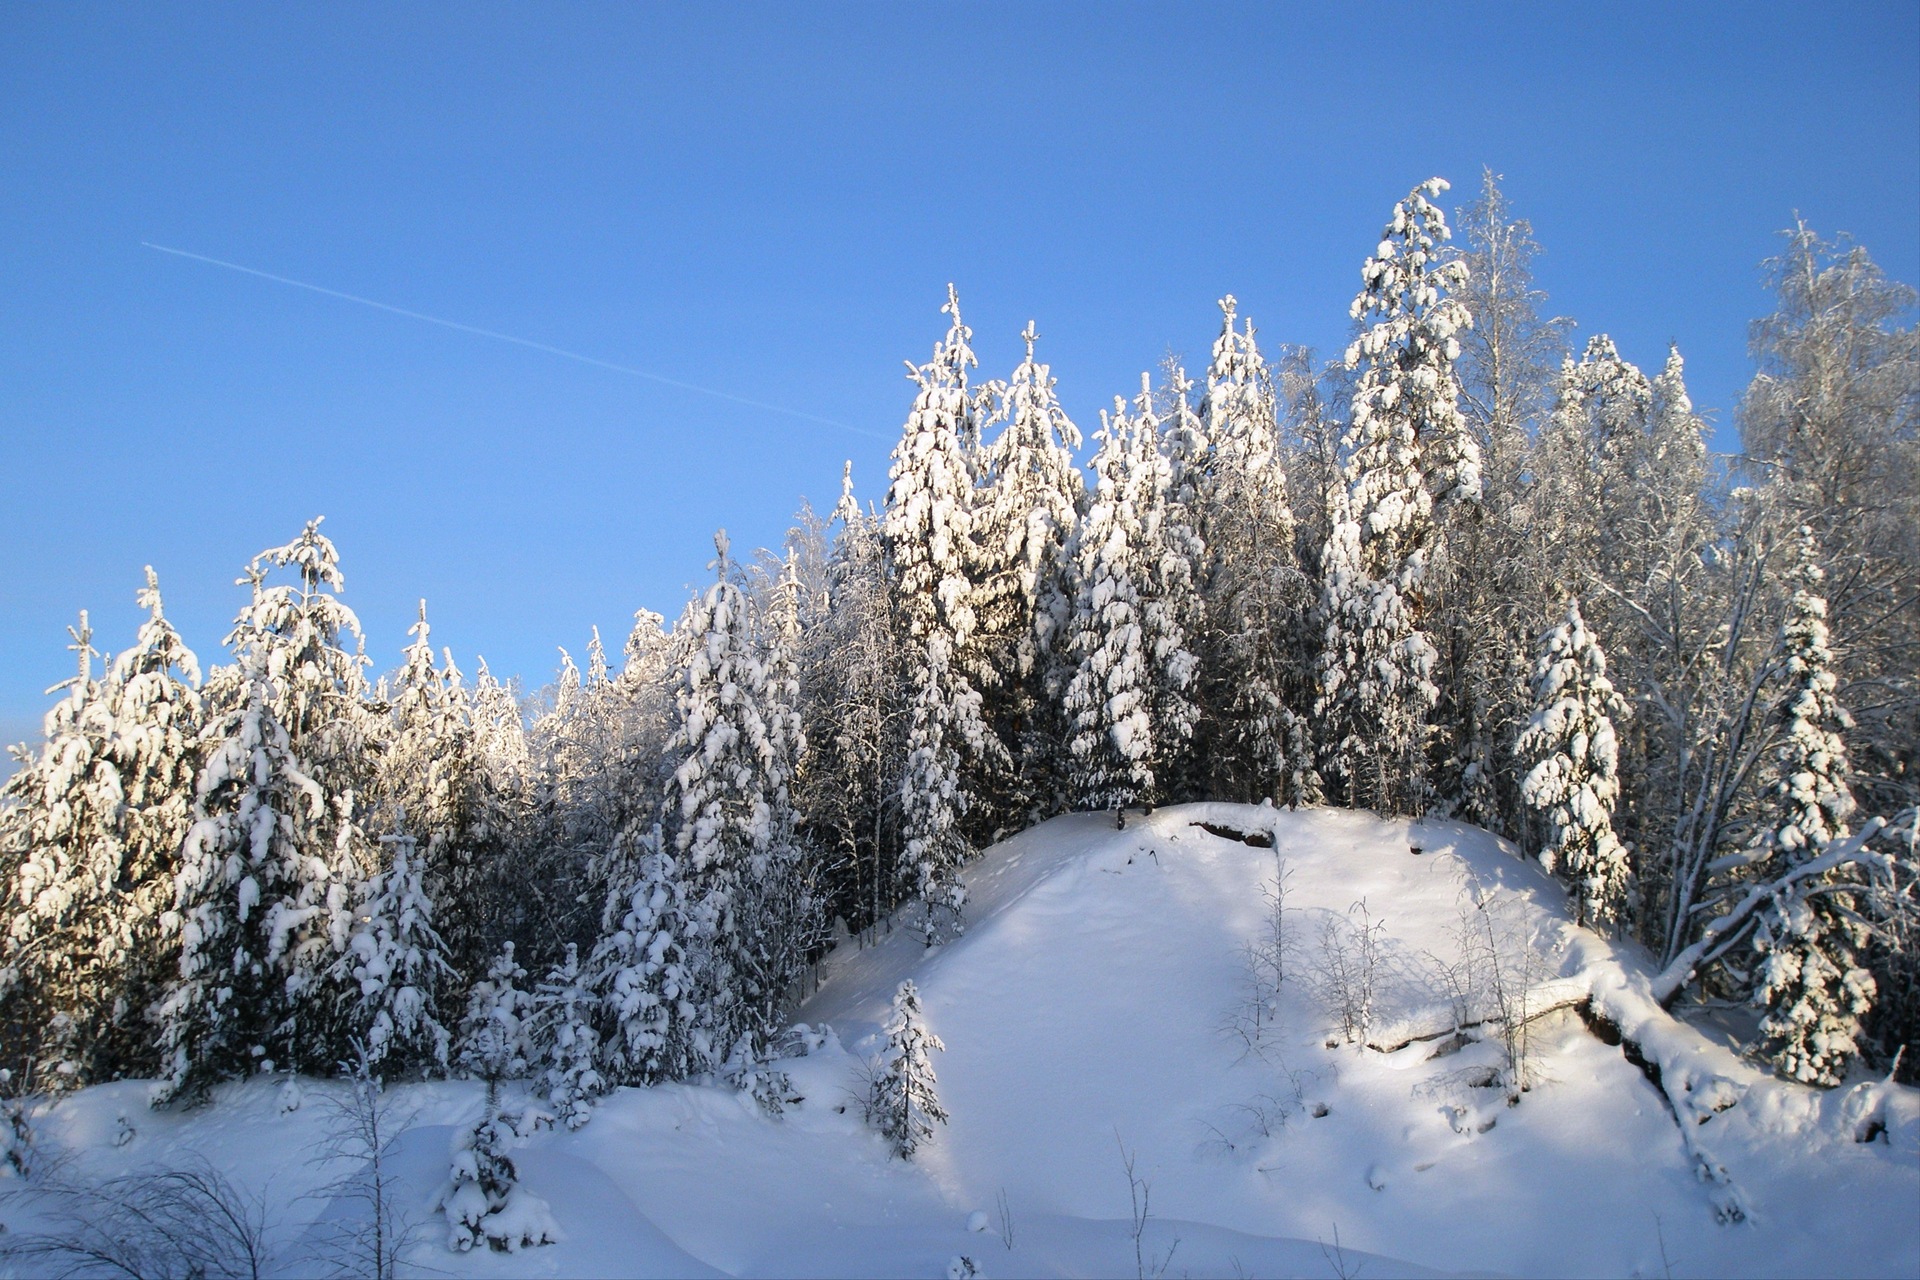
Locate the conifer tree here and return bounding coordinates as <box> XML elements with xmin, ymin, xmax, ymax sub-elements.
<box><xmin>381</xmin><ymin>602</ymin><xmax>498</xmax><ymax>987</ymax></box>
<box><xmin>1752</xmin><ymin>530</ymin><xmax>1873</xmax><ymax>1085</ymax></box>
<box><xmin>0</xmin><ymin>614</ymin><xmax>122</xmax><ymax>1088</ymax></box>
<box><xmin>532</xmin><ymin>942</ymin><xmax>602</xmax><ymax>1128</ymax></box>
<box><xmin>973</xmin><ymin>323</ymin><xmax>1085</xmax><ymax>824</ymax></box>
<box><xmin>457</xmin><ymin>941</ymin><xmax>532</xmax><ymax>1086</ymax></box>
<box><xmin>642</xmin><ymin>531</ymin><xmax>812</xmax><ymax>1069</ymax></box>
<box><xmin>886</xmin><ymin>287</ymin><xmax>993</xmax><ymax>941</ymax></box>
<box><xmin>1516</xmin><ymin>599</ymin><xmax>1631</xmax><ymax>928</ymax></box>
<box><xmin>158</xmin><ymin>655</ymin><xmax>318</xmax><ymax>1103</ymax></box>
<box><xmin>867</xmin><ymin>979</ymin><xmax>947</xmax><ymax>1160</ymax></box>
<box><xmin>334</xmin><ymin>827</ymin><xmax>453</xmax><ymax>1074</ymax></box>
<box><xmin>1063</xmin><ymin>379</ymin><xmax>1198</xmax><ymax>816</ymax></box>
<box><xmin>97</xmin><ymin>572</ymin><xmax>205</xmax><ymax>1076</ymax></box>
<box><xmin>438</xmin><ymin>971</ymin><xmax>557</xmax><ymax>1257</ymax></box>
<box><xmin>1316</xmin><ymin>178</ymin><xmax>1474</xmax><ymax>815</ymax></box>
<box><xmin>588</xmin><ymin>821</ymin><xmax>694</xmax><ymax>1083</ymax></box>
<box><xmin>158</xmin><ymin>520</ymin><xmax>381</xmax><ymax>1098</ymax></box>
<box><xmin>1192</xmin><ymin>300</ymin><xmax>1311</xmax><ymax>804</ymax></box>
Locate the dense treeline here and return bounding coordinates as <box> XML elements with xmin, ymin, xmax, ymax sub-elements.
<box><xmin>2</xmin><ymin>174</ymin><xmax>1915</xmax><ymax>1121</ymax></box>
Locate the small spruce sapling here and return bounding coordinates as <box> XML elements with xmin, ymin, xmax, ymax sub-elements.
<box><xmin>436</xmin><ymin>1105</ymin><xmax>556</xmax><ymax>1254</ymax></box>
<box><xmin>438</xmin><ymin>941</ymin><xmax>556</xmax><ymax>1251</ymax></box>
<box><xmin>867</xmin><ymin>980</ymin><xmax>948</xmax><ymax>1159</ymax></box>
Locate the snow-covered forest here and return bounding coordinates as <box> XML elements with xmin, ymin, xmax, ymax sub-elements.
<box><xmin>2</xmin><ymin>174</ymin><xmax>1916</xmax><ymax>1274</ymax></box>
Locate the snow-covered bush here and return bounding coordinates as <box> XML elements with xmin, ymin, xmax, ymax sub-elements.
<box><xmin>1312</xmin><ymin>900</ymin><xmax>1385</xmax><ymax>1046</ymax></box>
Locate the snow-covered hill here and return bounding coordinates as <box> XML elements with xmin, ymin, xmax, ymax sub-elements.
<box><xmin>6</xmin><ymin>805</ymin><xmax>1917</xmax><ymax>1278</ymax></box>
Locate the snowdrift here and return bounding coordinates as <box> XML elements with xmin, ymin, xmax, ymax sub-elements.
<box><xmin>5</xmin><ymin>805</ymin><xmax>1916</xmax><ymax>1278</ymax></box>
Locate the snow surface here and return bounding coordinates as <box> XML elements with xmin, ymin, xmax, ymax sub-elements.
<box><xmin>5</xmin><ymin>804</ymin><xmax>1916</xmax><ymax>1278</ymax></box>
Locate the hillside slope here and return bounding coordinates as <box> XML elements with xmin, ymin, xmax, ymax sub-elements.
<box><xmin>5</xmin><ymin>804</ymin><xmax>1916</xmax><ymax>1278</ymax></box>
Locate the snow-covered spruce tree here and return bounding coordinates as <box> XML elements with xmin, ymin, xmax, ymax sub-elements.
<box><xmin>0</xmin><ymin>614</ymin><xmax>122</xmax><ymax>1089</ymax></box>
<box><xmin>1062</xmin><ymin>378</ymin><xmax>1199</xmax><ymax>818</ymax></box>
<box><xmin>437</xmin><ymin>1102</ymin><xmax>556</xmax><ymax>1254</ymax></box>
<box><xmin>1192</xmin><ymin>299</ymin><xmax>1313</xmax><ymax>805</ymax></box>
<box><xmin>95</xmin><ymin>572</ymin><xmax>206</xmax><ymax>1078</ymax></box>
<box><xmin>448</xmin><ymin>943</ymin><xmax>546</xmax><ymax>1251</ymax></box>
<box><xmin>1751</xmin><ymin>529</ymin><xmax>1873</xmax><ymax>1085</ymax></box>
<box><xmin>972</xmin><ymin>322</ymin><xmax>1084</xmax><ymax>826</ymax></box>
<box><xmin>1061</xmin><ymin>391</ymin><xmax>1151</xmax><ymax>815</ymax></box>
<box><xmin>799</xmin><ymin>465</ymin><xmax>909</xmax><ymax>936</ymax></box>
<box><xmin>439</xmin><ymin>980</ymin><xmax>557</xmax><ymax>1264</ymax></box>
<box><xmin>866</xmin><ymin>979</ymin><xmax>947</xmax><ymax>1160</ymax></box>
<box><xmin>726</xmin><ymin>549</ymin><xmax>826</xmax><ymax>1058</ymax></box>
<box><xmin>886</xmin><ymin>287</ymin><xmax>994</xmax><ymax>942</ymax></box>
<box><xmin>1315</xmin><ymin>178</ymin><xmax>1477</xmax><ymax>815</ymax></box>
<box><xmin>456</xmin><ymin>941</ymin><xmax>533</xmax><ymax>1089</ymax></box>
<box><xmin>378</xmin><ymin>602</ymin><xmax>506</xmax><ymax>989</ymax></box>
<box><xmin>157</xmin><ymin>520</ymin><xmax>381</xmax><ymax>1100</ymax></box>
<box><xmin>1515</xmin><ymin>599</ymin><xmax>1631</xmax><ymax>929</ymax></box>
<box><xmin>332</xmin><ymin>826</ymin><xmax>454</xmax><ymax>1076</ymax></box>
<box><xmin>587</xmin><ymin>820</ymin><xmax>695</xmax><ymax>1083</ymax></box>
<box><xmin>635</xmin><ymin>531</ymin><xmax>816</xmax><ymax>1072</ymax></box>
<box><xmin>532</xmin><ymin>943</ymin><xmax>601</xmax><ymax>1129</ymax></box>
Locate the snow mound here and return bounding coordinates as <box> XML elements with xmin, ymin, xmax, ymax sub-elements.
<box><xmin>4</xmin><ymin>804</ymin><xmax>1914</xmax><ymax>1278</ymax></box>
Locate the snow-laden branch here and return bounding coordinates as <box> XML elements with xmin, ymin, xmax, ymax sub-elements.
<box><xmin>1650</xmin><ymin>815</ymin><xmax>1888</xmax><ymax>1008</ymax></box>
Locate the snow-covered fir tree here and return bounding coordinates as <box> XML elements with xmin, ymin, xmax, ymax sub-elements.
<box><xmin>95</xmin><ymin>572</ymin><xmax>206</xmax><ymax>1078</ymax></box>
<box><xmin>1316</xmin><ymin>179</ymin><xmax>1475</xmax><ymax>815</ymax></box>
<box><xmin>0</xmin><ymin>614</ymin><xmax>122</xmax><ymax>1088</ymax></box>
<box><xmin>867</xmin><ymin>979</ymin><xmax>947</xmax><ymax>1160</ymax></box>
<box><xmin>379</xmin><ymin>602</ymin><xmax>501</xmax><ymax>989</ymax></box>
<box><xmin>1192</xmin><ymin>299</ymin><xmax>1312</xmax><ymax>805</ymax></box>
<box><xmin>1516</xmin><ymin>599</ymin><xmax>1631</xmax><ymax>928</ymax></box>
<box><xmin>333</xmin><ymin>826</ymin><xmax>453</xmax><ymax>1075</ymax></box>
<box><xmin>532</xmin><ymin>942</ymin><xmax>602</xmax><ymax>1129</ymax></box>
<box><xmin>638</xmin><ymin>531</ymin><xmax>815</xmax><ymax>1072</ymax></box>
<box><xmin>972</xmin><ymin>322</ymin><xmax>1084</xmax><ymax>825</ymax></box>
<box><xmin>1751</xmin><ymin>529</ymin><xmax>1873</xmax><ymax>1085</ymax></box>
<box><xmin>457</xmin><ymin>941</ymin><xmax>533</xmax><ymax>1087</ymax></box>
<box><xmin>886</xmin><ymin>287</ymin><xmax>994</xmax><ymax>942</ymax></box>
<box><xmin>437</xmin><ymin>1103</ymin><xmax>556</xmax><ymax>1253</ymax></box>
<box><xmin>588</xmin><ymin>821</ymin><xmax>694</xmax><ymax>1083</ymax></box>
<box><xmin>157</xmin><ymin>521</ymin><xmax>381</xmax><ymax>1100</ymax></box>
<box><xmin>1062</xmin><ymin>377</ymin><xmax>1198</xmax><ymax>817</ymax></box>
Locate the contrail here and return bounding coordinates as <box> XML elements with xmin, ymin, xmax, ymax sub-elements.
<box><xmin>140</xmin><ymin>241</ymin><xmax>888</xmax><ymax>441</ymax></box>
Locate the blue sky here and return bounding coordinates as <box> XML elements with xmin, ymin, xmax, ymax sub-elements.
<box><xmin>2</xmin><ymin>3</ymin><xmax>1916</xmax><ymax>746</ymax></box>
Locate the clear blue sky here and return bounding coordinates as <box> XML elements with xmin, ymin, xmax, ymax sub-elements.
<box><xmin>3</xmin><ymin>3</ymin><xmax>1916</xmax><ymax>746</ymax></box>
